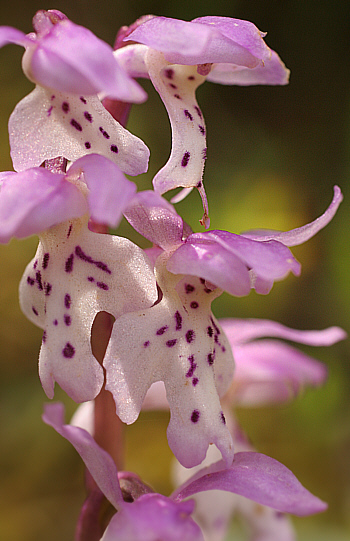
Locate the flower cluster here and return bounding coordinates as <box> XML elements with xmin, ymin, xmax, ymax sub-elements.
<box><xmin>0</xmin><ymin>10</ymin><xmax>345</xmax><ymax>541</ymax></box>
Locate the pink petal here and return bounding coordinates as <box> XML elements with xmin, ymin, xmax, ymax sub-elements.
<box><xmin>173</xmin><ymin>452</ymin><xmax>327</xmax><ymax>516</ymax></box>
<box><xmin>42</xmin><ymin>402</ymin><xmax>123</xmax><ymax>509</ymax></box>
<box><xmin>68</xmin><ymin>154</ymin><xmax>136</xmax><ymax>227</ymax></box>
<box><xmin>28</xmin><ymin>19</ymin><xmax>146</xmax><ymax>101</ymax></box>
<box><xmin>242</xmin><ymin>186</ymin><xmax>343</xmax><ymax>246</ymax></box>
<box><xmin>0</xmin><ymin>26</ymin><xmax>31</xmax><ymax>47</ymax></box>
<box><xmin>0</xmin><ymin>168</ymin><xmax>87</xmax><ymax>243</ymax></box>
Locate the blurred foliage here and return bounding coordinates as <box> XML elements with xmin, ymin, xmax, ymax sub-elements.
<box><xmin>0</xmin><ymin>0</ymin><xmax>349</xmax><ymax>539</ymax></box>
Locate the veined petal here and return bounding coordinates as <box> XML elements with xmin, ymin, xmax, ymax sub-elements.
<box><xmin>0</xmin><ymin>168</ymin><xmax>87</xmax><ymax>243</ymax></box>
<box><xmin>124</xmin><ymin>190</ymin><xmax>184</xmax><ymax>250</ymax></box>
<box><xmin>25</xmin><ymin>18</ymin><xmax>146</xmax><ymax>102</ymax></box>
<box><xmin>19</xmin><ymin>216</ymin><xmax>158</xmax><ymax>402</ymax></box>
<box><xmin>42</xmin><ymin>402</ymin><xmax>123</xmax><ymax>509</ymax></box>
<box><xmin>145</xmin><ymin>50</ymin><xmax>209</xmax><ymax>225</ymax></box>
<box><xmin>68</xmin><ymin>154</ymin><xmax>136</xmax><ymax>227</ymax></box>
<box><xmin>0</xmin><ymin>26</ymin><xmax>31</xmax><ymax>47</ymax></box>
<box><xmin>9</xmin><ymin>86</ymin><xmax>150</xmax><ymax>175</ymax></box>
<box><xmin>172</xmin><ymin>452</ymin><xmax>327</xmax><ymax>516</ymax></box>
<box><xmin>242</xmin><ymin>186</ymin><xmax>343</xmax><ymax>246</ymax></box>
<box><xmin>104</xmin><ymin>263</ymin><xmax>235</xmax><ymax>468</ymax></box>
<box><xmin>219</xmin><ymin>317</ymin><xmax>347</xmax><ymax>346</ymax></box>
<box><xmin>208</xmin><ymin>50</ymin><xmax>290</xmax><ymax>86</ymax></box>
<box><xmin>102</xmin><ymin>494</ymin><xmax>204</xmax><ymax>541</ymax></box>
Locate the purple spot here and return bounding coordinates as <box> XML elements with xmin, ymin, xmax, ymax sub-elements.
<box><xmin>165</xmin><ymin>68</ymin><xmax>174</xmax><ymax>79</ymax></box>
<box><xmin>97</xmin><ymin>282</ymin><xmax>109</xmax><ymax>291</ymax></box>
<box><xmin>214</xmin><ymin>335</ymin><xmax>219</xmax><ymax>344</ymax></box>
<box><xmin>190</xmin><ymin>301</ymin><xmax>199</xmax><ymax>309</ymax></box>
<box><xmin>202</xmin><ymin>147</ymin><xmax>207</xmax><ymax>160</ymax></box>
<box><xmin>198</xmin><ymin>125</ymin><xmax>205</xmax><ymax>135</ymax></box>
<box><xmin>80</xmin><ymin>96</ymin><xmax>87</xmax><ymax>104</ymax></box>
<box><xmin>36</xmin><ymin>271</ymin><xmax>43</xmax><ymax>290</ymax></box>
<box><xmin>156</xmin><ymin>326</ymin><xmax>168</xmax><ymax>336</ymax></box>
<box><xmin>65</xmin><ymin>254</ymin><xmax>74</xmax><ymax>273</ymax></box>
<box><xmin>195</xmin><ymin>106</ymin><xmax>202</xmax><ymax>119</ymax></box>
<box><xmin>207</xmin><ymin>326</ymin><xmax>214</xmax><ymax>338</ymax></box>
<box><xmin>51</xmin><ymin>95</ymin><xmax>55</xmax><ymax>100</ymax></box>
<box><xmin>84</xmin><ymin>111</ymin><xmax>93</xmax><ymax>122</ymax></box>
<box><xmin>64</xmin><ymin>314</ymin><xmax>71</xmax><ymax>326</ymax></box>
<box><xmin>199</xmin><ymin>278</ymin><xmax>205</xmax><ymax>284</ymax></box>
<box><xmin>184</xmin><ymin>110</ymin><xmax>193</xmax><ymax>121</ymax></box>
<box><xmin>32</xmin><ymin>306</ymin><xmax>38</xmax><ymax>316</ymax></box>
<box><xmin>75</xmin><ymin>246</ymin><xmax>112</xmax><ymax>274</ymax></box>
<box><xmin>99</xmin><ymin>126</ymin><xmax>110</xmax><ymax>139</ymax></box>
<box><xmin>166</xmin><ymin>339</ymin><xmax>177</xmax><ymax>348</ymax></box>
<box><xmin>221</xmin><ymin>346</ymin><xmax>226</xmax><ymax>353</ymax></box>
<box><xmin>42</xmin><ymin>330</ymin><xmax>47</xmax><ymax>343</ymax></box>
<box><xmin>33</xmin><ymin>260</ymin><xmax>38</xmax><ymax>270</ymax></box>
<box><xmin>185</xmin><ymin>283</ymin><xmax>195</xmax><ymax>294</ymax></box>
<box><xmin>186</xmin><ymin>330</ymin><xmax>195</xmax><ymax>343</ymax></box>
<box><xmin>192</xmin><ymin>377</ymin><xmax>199</xmax><ymax>386</ymax></box>
<box><xmin>71</xmin><ymin>119</ymin><xmax>82</xmax><ymax>131</ymax></box>
<box><xmin>87</xmin><ymin>276</ymin><xmax>94</xmax><ymax>282</ymax></box>
<box><xmin>67</xmin><ymin>224</ymin><xmax>72</xmax><ymax>238</ymax></box>
<box><xmin>169</xmin><ymin>83</ymin><xmax>177</xmax><ymax>89</ymax></box>
<box><xmin>210</xmin><ymin>317</ymin><xmax>221</xmax><ymax>335</ymax></box>
<box><xmin>53</xmin><ymin>319</ymin><xmax>58</xmax><ymax>326</ymax></box>
<box><xmin>220</xmin><ymin>411</ymin><xmax>226</xmax><ymax>424</ymax></box>
<box><xmin>191</xmin><ymin>409</ymin><xmax>200</xmax><ymax>423</ymax></box>
<box><xmin>110</xmin><ymin>145</ymin><xmax>118</xmax><ymax>153</ymax></box>
<box><xmin>64</xmin><ymin>294</ymin><xmax>71</xmax><ymax>309</ymax></box>
<box><xmin>196</xmin><ymin>181</ymin><xmax>202</xmax><ymax>188</ymax></box>
<box><xmin>143</xmin><ymin>341</ymin><xmax>150</xmax><ymax>348</ymax></box>
<box><xmin>174</xmin><ymin>94</ymin><xmax>182</xmax><ymax>100</ymax></box>
<box><xmin>27</xmin><ymin>276</ymin><xmax>35</xmax><ymax>286</ymax></box>
<box><xmin>85</xmin><ymin>142</ymin><xmax>91</xmax><ymax>149</ymax></box>
<box><xmin>175</xmin><ymin>311</ymin><xmax>182</xmax><ymax>331</ymax></box>
<box><xmin>207</xmin><ymin>351</ymin><xmax>215</xmax><ymax>366</ymax></box>
<box><xmin>188</xmin><ymin>76</ymin><xmax>195</xmax><ymax>81</ymax></box>
<box><xmin>47</xmin><ymin>106</ymin><xmax>53</xmax><ymax>117</ymax></box>
<box><xmin>186</xmin><ymin>355</ymin><xmax>197</xmax><ymax>378</ymax></box>
<box><xmin>63</xmin><ymin>342</ymin><xmax>75</xmax><ymax>358</ymax></box>
<box><xmin>45</xmin><ymin>283</ymin><xmax>52</xmax><ymax>296</ymax></box>
<box><xmin>43</xmin><ymin>253</ymin><xmax>50</xmax><ymax>269</ymax></box>
<box><xmin>181</xmin><ymin>152</ymin><xmax>190</xmax><ymax>167</ymax></box>
<box><xmin>62</xmin><ymin>102</ymin><xmax>69</xmax><ymax>113</ymax></box>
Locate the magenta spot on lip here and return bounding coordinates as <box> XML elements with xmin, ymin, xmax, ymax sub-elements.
<box><xmin>71</xmin><ymin>119</ymin><xmax>82</xmax><ymax>131</ymax></box>
<box><xmin>51</xmin><ymin>95</ymin><xmax>55</xmax><ymax>100</ymax></box>
<box><xmin>36</xmin><ymin>271</ymin><xmax>43</xmax><ymax>290</ymax></box>
<box><xmin>84</xmin><ymin>111</ymin><xmax>93</xmax><ymax>122</ymax></box>
<box><xmin>143</xmin><ymin>341</ymin><xmax>150</xmax><ymax>348</ymax></box>
<box><xmin>185</xmin><ymin>284</ymin><xmax>195</xmax><ymax>294</ymax></box>
<box><xmin>32</xmin><ymin>306</ymin><xmax>38</xmax><ymax>316</ymax></box>
<box><xmin>53</xmin><ymin>319</ymin><xmax>58</xmax><ymax>326</ymax></box>
<box><xmin>62</xmin><ymin>101</ymin><xmax>70</xmax><ymax>113</ymax></box>
<box><xmin>164</xmin><ymin>68</ymin><xmax>174</xmax><ymax>79</ymax></box>
<box><xmin>207</xmin><ymin>326</ymin><xmax>213</xmax><ymax>337</ymax></box>
<box><xmin>110</xmin><ymin>145</ymin><xmax>118</xmax><ymax>153</ymax></box>
<box><xmin>181</xmin><ymin>152</ymin><xmax>190</xmax><ymax>167</ymax></box>
<box><xmin>207</xmin><ymin>351</ymin><xmax>215</xmax><ymax>366</ymax></box>
<box><xmin>156</xmin><ymin>326</ymin><xmax>168</xmax><ymax>336</ymax></box>
<box><xmin>45</xmin><ymin>283</ymin><xmax>52</xmax><ymax>296</ymax></box>
<box><xmin>191</xmin><ymin>409</ymin><xmax>200</xmax><ymax>423</ymax></box>
<box><xmin>47</xmin><ymin>106</ymin><xmax>53</xmax><ymax>116</ymax></box>
<box><xmin>99</xmin><ymin>126</ymin><xmax>110</xmax><ymax>139</ymax></box>
<box><xmin>27</xmin><ymin>276</ymin><xmax>35</xmax><ymax>286</ymax></box>
<box><xmin>184</xmin><ymin>110</ymin><xmax>193</xmax><ymax>121</ymax></box>
<box><xmin>220</xmin><ymin>411</ymin><xmax>226</xmax><ymax>424</ymax></box>
<box><xmin>64</xmin><ymin>314</ymin><xmax>71</xmax><ymax>326</ymax></box>
<box><xmin>192</xmin><ymin>377</ymin><xmax>199</xmax><ymax>386</ymax></box>
<box><xmin>65</xmin><ymin>254</ymin><xmax>74</xmax><ymax>273</ymax></box>
<box><xmin>67</xmin><ymin>224</ymin><xmax>72</xmax><ymax>238</ymax></box>
<box><xmin>96</xmin><ymin>282</ymin><xmax>109</xmax><ymax>291</ymax></box>
<box><xmin>169</xmin><ymin>83</ymin><xmax>177</xmax><ymax>89</ymax></box>
<box><xmin>75</xmin><ymin>246</ymin><xmax>112</xmax><ymax>274</ymax></box>
<box><xmin>199</xmin><ymin>125</ymin><xmax>205</xmax><ymax>135</ymax></box>
<box><xmin>188</xmin><ymin>76</ymin><xmax>195</xmax><ymax>80</ymax></box>
<box><xmin>80</xmin><ymin>96</ymin><xmax>87</xmax><ymax>104</ymax></box>
<box><xmin>63</xmin><ymin>342</ymin><xmax>75</xmax><ymax>358</ymax></box>
<box><xmin>186</xmin><ymin>355</ymin><xmax>197</xmax><ymax>378</ymax></box>
<box><xmin>43</xmin><ymin>253</ymin><xmax>50</xmax><ymax>269</ymax></box>
<box><xmin>174</xmin><ymin>94</ymin><xmax>182</xmax><ymax>99</ymax></box>
<box><xmin>87</xmin><ymin>276</ymin><xmax>94</xmax><ymax>282</ymax></box>
<box><xmin>186</xmin><ymin>330</ymin><xmax>195</xmax><ymax>343</ymax></box>
<box><xmin>195</xmin><ymin>106</ymin><xmax>202</xmax><ymax>119</ymax></box>
<box><xmin>196</xmin><ymin>181</ymin><xmax>202</xmax><ymax>188</ymax></box>
<box><xmin>175</xmin><ymin>311</ymin><xmax>182</xmax><ymax>331</ymax></box>
<box><xmin>190</xmin><ymin>301</ymin><xmax>199</xmax><ymax>309</ymax></box>
<box><xmin>202</xmin><ymin>147</ymin><xmax>207</xmax><ymax>160</ymax></box>
<box><xmin>42</xmin><ymin>330</ymin><xmax>47</xmax><ymax>343</ymax></box>
<box><xmin>85</xmin><ymin>142</ymin><xmax>91</xmax><ymax>149</ymax></box>
<box><xmin>33</xmin><ymin>260</ymin><xmax>38</xmax><ymax>270</ymax></box>
<box><xmin>64</xmin><ymin>294</ymin><xmax>71</xmax><ymax>309</ymax></box>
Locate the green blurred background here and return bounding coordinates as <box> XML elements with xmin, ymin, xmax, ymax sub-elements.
<box><xmin>0</xmin><ymin>1</ymin><xmax>349</xmax><ymax>539</ymax></box>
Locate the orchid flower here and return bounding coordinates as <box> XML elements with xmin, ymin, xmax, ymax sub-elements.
<box><xmin>102</xmin><ymin>186</ymin><xmax>342</xmax><ymax>467</ymax></box>
<box><xmin>0</xmin><ymin>10</ymin><xmax>149</xmax><ymax>173</ymax></box>
<box><xmin>0</xmin><ymin>154</ymin><xmax>158</xmax><ymax>402</ymax></box>
<box><xmin>43</xmin><ymin>402</ymin><xmax>327</xmax><ymax>541</ymax></box>
<box><xmin>144</xmin><ymin>320</ymin><xmax>345</xmax><ymax>541</ymax></box>
<box><xmin>114</xmin><ymin>15</ymin><xmax>290</xmax><ymax>225</ymax></box>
